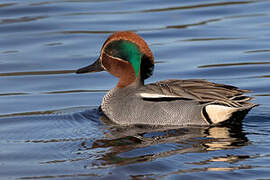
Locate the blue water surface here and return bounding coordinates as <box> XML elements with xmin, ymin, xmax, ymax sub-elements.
<box><xmin>0</xmin><ymin>0</ymin><xmax>270</xmax><ymax>179</ymax></box>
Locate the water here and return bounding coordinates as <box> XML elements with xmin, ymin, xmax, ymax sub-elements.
<box><xmin>0</xmin><ymin>0</ymin><xmax>270</xmax><ymax>179</ymax></box>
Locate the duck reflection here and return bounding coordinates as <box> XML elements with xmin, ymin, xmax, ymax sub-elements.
<box><xmin>88</xmin><ymin>117</ymin><xmax>248</xmax><ymax>166</ymax></box>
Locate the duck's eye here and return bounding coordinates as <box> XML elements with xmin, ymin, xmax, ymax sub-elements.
<box><xmin>104</xmin><ymin>40</ymin><xmax>141</xmax><ymax>62</ymax></box>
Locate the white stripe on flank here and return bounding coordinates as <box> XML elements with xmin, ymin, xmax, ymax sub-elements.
<box><xmin>139</xmin><ymin>93</ymin><xmax>179</xmax><ymax>98</ymax></box>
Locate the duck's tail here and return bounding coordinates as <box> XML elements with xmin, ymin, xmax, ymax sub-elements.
<box><xmin>202</xmin><ymin>103</ymin><xmax>258</xmax><ymax>125</ymax></box>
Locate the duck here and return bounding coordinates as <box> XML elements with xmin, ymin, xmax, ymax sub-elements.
<box><xmin>76</xmin><ymin>31</ymin><xmax>257</xmax><ymax>126</ymax></box>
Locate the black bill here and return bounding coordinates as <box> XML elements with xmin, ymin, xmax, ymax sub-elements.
<box><xmin>76</xmin><ymin>58</ymin><xmax>104</xmax><ymax>74</ymax></box>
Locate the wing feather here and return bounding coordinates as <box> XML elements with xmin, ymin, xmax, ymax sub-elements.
<box><xmin>137</xmin><ymin>79</ymin><xmax>255</xmax><ymax>108</ymax></box>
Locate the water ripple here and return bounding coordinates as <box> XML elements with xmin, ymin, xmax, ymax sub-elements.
<box><xmin>0</xmin><ymin>3</ymin><xmax>16</xmax><ymax>8</ymax></box>
<box><xmin>0</xmin><ymin>16</ymin><xmax>48</xmax><ymax>25</ymax></box>
<box><xmin>0</xmin><ymin>70</ymin><xmax>75</xmax><ymax>77</ymax></box>
<box><xmin>199</xmin><ymin>62</ymin><xmax>270</xmax><ymax>68</ymax></box>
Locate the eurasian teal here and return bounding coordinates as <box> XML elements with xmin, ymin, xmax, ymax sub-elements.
<box><xmin>76</xmin><ymin>31</ymin><xmax>256</xmax><ymax>126</ymax></box>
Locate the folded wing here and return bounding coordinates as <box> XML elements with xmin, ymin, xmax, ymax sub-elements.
<box><xmin>137</xmin><ymin>79</ymin><xmax>256</xmax><ymax>108</ymax></box>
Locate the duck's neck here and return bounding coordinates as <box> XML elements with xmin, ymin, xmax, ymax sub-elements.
<box><xmin>116</xmin><ymin>74</ymin><xmax>144</xmax><ymax>89</ymax></box>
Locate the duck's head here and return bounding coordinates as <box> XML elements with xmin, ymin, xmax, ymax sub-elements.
<box><xmin>76</xmin><ymin>31</ymin><xmax>154</xmax><ymax>88</ymax></box>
